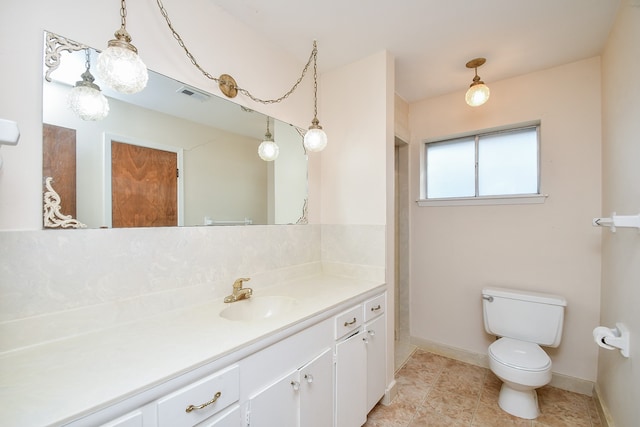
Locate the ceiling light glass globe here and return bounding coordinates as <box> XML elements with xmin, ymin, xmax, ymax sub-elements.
<box><xmin>303</xmin><ymin>128</ymin><xmax>327</xmax><ymax>152</ymax></box>
<box><xmin>68</xmin><ymin>86</ymin><xmax>110</xmax><ymax>121</ymax></box>
<box><xmin>465</xmin><ymin>83</ymin><xmax>490</xmax><ymax>107</ymax></box>
<box><xmin>97</xmin><ymin>46</ymin><xmax>148</xmax><ymax>94</ymax></box>
<box><xmin>258</xmin><ymin>140</ymin><xmax>279</xmax><ymax>161</ymax></box>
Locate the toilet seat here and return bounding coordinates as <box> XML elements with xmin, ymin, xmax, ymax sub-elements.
<box><xmin>489</xmin><ymin>338</ymin><xmax>551</xmax><ymax>372</ymax></box>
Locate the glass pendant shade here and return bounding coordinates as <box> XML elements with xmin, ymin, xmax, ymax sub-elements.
<box><xmin>465</xmin><ymin>83</ymin><xmax>490</xmax><ymax>107</ymax></box>
<box><xmin>303</xmin><ymin>123</ymin><xmax>328</xmax><ymax>152</ymax></box>
<box><xmin>258</xmin><ymin>140</ymin><xmax>279</xmax><ymax>161</ymax></box>
<box><xmin>68</xmin><ymin>84</ymin><xmax>110</xmax><ymax>121</ymax></box>
<box><xmin>68</xmin><ymin>66</ymin><xmax>109</xmax><ymax>121</ymax></box>
<box><xmin>97</xmin><ymin>45</ymin><xmax>148</xmax><ymax>94</ymax></box>
<box><xmin>258</xmin><ymin>120</ymin><xmax>279</xmax><ymax>161</ymax></box>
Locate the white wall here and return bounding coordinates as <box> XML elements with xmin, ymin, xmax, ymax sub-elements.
<box><xmin>320</xmin><ymin>51</ymin><xmax>391</xmax><ymax>226</ymax></box>
<box><xmin>320</xmin><ymin>49</ymin><xmax>396</xmax><ymax>391</ymax></box>
<box><xmin>599</xmin><ymin>2</ymin><xmax>640</xmax><ymax>424</ymax></box>
<box><xmin>408</xmin><ymin>58</ymin><xmax>602</xmax><ymax>383</ymax></box>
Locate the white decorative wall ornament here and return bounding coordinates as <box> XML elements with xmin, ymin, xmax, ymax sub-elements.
<box><xmin>296</xmin><ymin>198</ymin><xmax>309</xmax><ymax>225</ymax></box>
<box><xmin>43</xmin><ymin>177</ymin><xmax>87</xmax><ymax>229</ymax></box>
<box><xmin>44</xmin><ymin>32</ymin><xmax>88</xmax><ymax>83</ymax></box>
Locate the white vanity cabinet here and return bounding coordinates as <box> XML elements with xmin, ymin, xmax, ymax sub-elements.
<box><xmin>61</xmin><ymin>286</ymin><xmax>387</xmax><ymax>427</ymax></box>
<box><xmin>246</xmin><ymin>348</ymin><xmax>333</xmax><ymax>427</ymax></box>
<box><xmin>364</xmin><ymin>294</ymin><xmax>387</xmax><ymax>412</ymax></box>
<box><xmin>335</xmin><ymin>329</ymin><xmax>367</xmax><ymax>427</ymax></box>
<box><xmin>335</xmin><ymin>292</ymin><xmax>387</xmax><ymax>427</ymax></box>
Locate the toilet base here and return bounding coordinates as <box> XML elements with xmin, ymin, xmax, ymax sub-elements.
<box><xmin>498</xmin><ymin>383</ymin><xmax>540</xmax><ymax>420</ymax></box>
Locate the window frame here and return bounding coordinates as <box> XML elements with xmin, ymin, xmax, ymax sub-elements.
<box><xmin>418</xmin><ymin>123</ymin><xmax>547</xmax><ymax>207</ymax></box>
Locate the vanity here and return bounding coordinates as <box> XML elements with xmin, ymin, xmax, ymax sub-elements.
<box><xmin>0</xmin><ymin>275</ymin><xmax>387</xmax><ymax>427</ymax></box>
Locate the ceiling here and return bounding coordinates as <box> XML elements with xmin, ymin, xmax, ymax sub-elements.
<box><xmin>212</xmin><ymin>0</ymin><xmax>620</xmax><ymax>103</ymax></box>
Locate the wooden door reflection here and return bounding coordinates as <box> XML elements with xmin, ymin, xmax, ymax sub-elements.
<box><xmin>111</xmin><ymin>141</ymin><xmax>178</xmax><ymax>228</ymax></box>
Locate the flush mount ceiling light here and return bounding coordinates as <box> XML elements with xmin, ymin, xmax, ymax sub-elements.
<box><xmin>258</xmin><ymin>117</ymin><xmax>279</xmax><ymax>161</ymax></box>
<box><xmin>155</xmin><ymin>1</ymin><xmax>327</xmax><ymax>152</ymax></box>
<box><xmin>465</xmin><ymin>57</ymin><xmax>490</xmax><ymax>107</ymax></box>
<box><xmin>68</xmin><ymin>49</ymin><xmax>110</xmax><ymax>121</ymax></box>
<box><xmin>97</xmin><ymin>0</ymin><xmax>148</xmax><ymax>94</ymax></box>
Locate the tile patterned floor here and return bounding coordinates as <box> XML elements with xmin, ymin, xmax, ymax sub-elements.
<box><xmin>365</xmin><ymin>349</ymin><xmax>603</xmax><ymax>427</ymax></box>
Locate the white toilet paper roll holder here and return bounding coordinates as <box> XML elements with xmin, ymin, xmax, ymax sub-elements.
<box><xmin>598</xmin><ymin>323</ymin><xmax>630</xmax><ymax>358</ymax></box>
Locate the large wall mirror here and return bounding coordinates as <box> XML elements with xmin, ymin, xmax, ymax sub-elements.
<box><xmin>42</xmin><ymin>32</ymin><xmax>308</xmax><ymax>229</ymax></box>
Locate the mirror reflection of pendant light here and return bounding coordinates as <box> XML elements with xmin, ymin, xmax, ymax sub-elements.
<box><xmin>68</xmin><ymin>49</ymin><xmax>110</xmax><ymax>121</ymax></box>
<box><xmin>97</xmin><ymin>0</ymin><xmax>148</xmax><ymax>94</ymax></box>
<box><xmin>303</xmin><ymin>41</ymin><xmax>328</xmax><ymax>152</ymax></box>
<box><xmin>465</xmin><ymin>57</ymin><xmax>490</xmax><ymax>107</ymax></box>
<box><xmin>154</xmin><ymin>2</ymin><xmax>328</xmax><ymax>151</ymax></box>
<box><xmin>258</xmin><ymin>117</ymin><xmax>279</xmax><ymax>161</ymax></box>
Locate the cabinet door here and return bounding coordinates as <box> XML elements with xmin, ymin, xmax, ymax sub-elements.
<box><xmin>299</xmin><ymin>348</ymin><xmax>333</xmax><ymax>427</ymax></box>
<box><xmin>365</xmin><ymin>315</ymin><xmax>386</xmax><ymax>412</ymax></box>
<box><xmin>248</xmin><ymin>370</ymin><xmax>298</xmax><ymax>427</ymax></box>
<box><xmin>335</xmin><ymin>331</ymin><xmax>367</xmax><ymax>427</ymax></box>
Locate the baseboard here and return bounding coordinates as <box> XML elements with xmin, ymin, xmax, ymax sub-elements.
<box><xmin>381</xmin><ymin>379</ymin><xmax>397</xmax><ymax>406</ymax></box>
<box><xmin>593</xmin><ymin>384</ymin><xmax>614</xmax><ymax>427</ymax></box>
<box><xmin>410</xmin><ymin>336</ymin><xmax>595</xmax><ymax>396</ymax></box>
<box><xmin>410</xmin><ymin>336</ymin><xmax>490</xmax><ymax>368</ymax></box>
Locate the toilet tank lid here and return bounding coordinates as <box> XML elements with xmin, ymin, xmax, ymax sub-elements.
<box><xmin>482</xmin><ymin>287</ymin><xmax>567</xmax><ymax>306</ymax></box>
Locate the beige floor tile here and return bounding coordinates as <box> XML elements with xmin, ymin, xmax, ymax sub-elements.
<box><xmin>366</xmin><ymin>350</ymin><xmax>602</xmax><ymax>427</ymax></box>
<box><xmin>365</xmin><ymin>399</ymin><xmax>419</xmax><ymax>427</ymax></box>
<box><xmin>409</xmin><ymin>404</ymin><xmax>470</xmax><ymax>427</ymax></box>
<box><xmin>472</xmin><ymin>401</ymin><xmax>533</xmax><ymax>427</ymax></box>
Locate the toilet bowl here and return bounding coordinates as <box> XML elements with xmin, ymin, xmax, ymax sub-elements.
<box><xmin>481</xmin><ymin>287</ymin><xmax>566</xmax><ymax>420</ymax></box>
<box><xmin>488</xmin><ymin>338</ymin><xmax>552</xmax><ymax>419</ymax></box>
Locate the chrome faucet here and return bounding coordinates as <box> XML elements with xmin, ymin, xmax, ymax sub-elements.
<box><xmin>224</xmin><ymin>277</ymin><xmax>253</xmax><ymax>303</ymax></box>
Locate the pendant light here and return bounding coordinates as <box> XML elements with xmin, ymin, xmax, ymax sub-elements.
<box><xmin>303</xmin><ymin>41</ymin><xmax>328</xmax><ymax>152</ymax></box>
<box><xmin>97</xmin><ymin>0</ymin><xmax>148</xmax><ymax>94</ymax></box>
<box><xmin>465</xmin><ymin>58</ymin><xmax>490</xmax><ymax>107</ymax></box>
<box><xmin>258</xmin><ymin>117</ymin><xmax>279</xmax><ymax>161</ymax></box>
<box><xmin>68</xmin><ymin>49</ymin><xmax>109</xmax><ymax>121</ymax></box>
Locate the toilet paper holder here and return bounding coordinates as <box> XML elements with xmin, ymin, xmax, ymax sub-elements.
<box><xmin>593</xmin><ymin>323</ymin><xmax>630</xmax><ymax>358</ymax></box>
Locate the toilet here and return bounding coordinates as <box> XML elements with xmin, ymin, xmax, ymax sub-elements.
<box><xmin>481</xmin><ymin>287</ymin><xmax>567</xmax><ymax>419</ymax></box>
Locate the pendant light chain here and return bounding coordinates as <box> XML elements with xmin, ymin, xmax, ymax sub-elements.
<box><xmin>120</xmin><ymin>0</ymin><xmax>127</xmax><ymax>30</ymax></box>
<box><xmin>84</xmin><ymin>48</ymin><xmax>90</xmax><ymax>71</ymax></box>
<box><xmin>155</xmin><ymin>0</ymin><xmax>317</xmax><ymax>105</ymax></box>
<box><xmin>312</xmin><ymin>41</ymin><xmax>319</xmax><ymax>120</ymax></box>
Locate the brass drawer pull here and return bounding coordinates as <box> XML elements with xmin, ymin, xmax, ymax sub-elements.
<box><xmin>185</xmin><ymin>391</ymin><xmax>222</xmax><ymax>413</ymax></box>
<box><xmin>343</xmin><ymin>317</ymin><xmax>357</xmax><ymax>327</ymax></box>
<box><xmin>370</xmin><ymin>304</ymin><xmax>381</xmax><ymax>311</ymax></box>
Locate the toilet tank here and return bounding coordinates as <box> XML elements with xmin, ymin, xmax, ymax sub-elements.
<box><xmin>482</xmin><ymin>287</ymin><xmax>567</xmax><ymax>347</ymax></box>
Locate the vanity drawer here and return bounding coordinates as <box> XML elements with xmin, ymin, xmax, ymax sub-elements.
<box><xmin>364</xmin><ymin>294</ymin><xmax>385</xmax><ymax>322</ymax></box>
<box><xmin>157</xmin><ymin>364</ymin><xmax>240</xmax><ymax>427</ymax></box>
<box><xmin>335</xmin><ymin>304</ymin><xmax>363</xmax><ymax>339</ymax></box>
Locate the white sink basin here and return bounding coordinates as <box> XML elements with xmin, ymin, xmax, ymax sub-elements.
<box><xmin>219</xmin><ymin>296</ymin><xmax>298</xmax><ymax>321</ymax></box>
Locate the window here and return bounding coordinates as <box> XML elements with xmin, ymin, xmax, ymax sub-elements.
<box><xmin>419</xmin><ymin>124</ymin><xmax>544</xmax><ymax>206</ymax></box>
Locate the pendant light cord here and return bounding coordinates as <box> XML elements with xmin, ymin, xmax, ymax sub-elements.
<box><xmin>155</xmin><ymin>0</ymin><xmax>317</xmax><ymax>105</ymax></box>
<box><xmin>120</xmin><ymin>0</ymin><xmax>127</xmax><ymax>30</ymax></box>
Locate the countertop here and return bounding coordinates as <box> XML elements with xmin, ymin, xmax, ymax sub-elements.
<box><xmin>0</xmin><ymin>274</ymin><xmax>385</xmax><ymax>427</ymax></box>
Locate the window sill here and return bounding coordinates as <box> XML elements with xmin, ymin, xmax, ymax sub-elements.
<box><xmin>416</xmin><ymin>194</ymin><xmax>548</xmax><ymax>207</ymax></box>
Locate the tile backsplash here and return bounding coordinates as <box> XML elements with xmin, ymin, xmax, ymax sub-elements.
<box><xmin>0</xmin><ymin>224</ymin><xmax>385</xmax><ymax>353</ymax></box>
